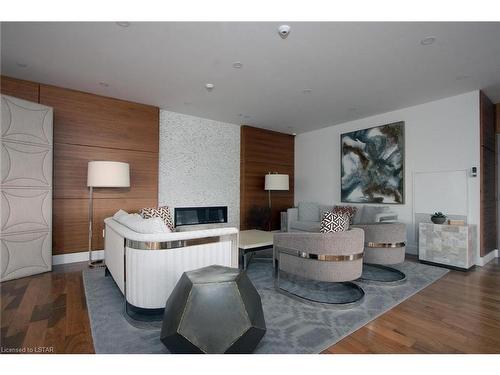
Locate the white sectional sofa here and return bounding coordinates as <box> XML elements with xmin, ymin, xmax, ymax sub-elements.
<box><xmin>104</xmin><ymin>214</ymin><xmax>238</xmax><ymax>317</ymax></box>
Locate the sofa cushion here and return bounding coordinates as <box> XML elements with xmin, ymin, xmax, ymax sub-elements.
<box><xmin>320</xmin><ymin>212</ymin><xmax>350</xmax><ymax>233</ymax></box>
<box><xmin>290</xmin><ymin>221</ymin><xmax>321</xmax><ymax>232</ymax></box>
<box><xmin>113</xmin><ymin>209</ymin><xmax>129</xmax><ymax>219</ymax></box>
<box><xmin>298</xmin><ymin>202</ymin><xmax>320</xmax><ymax>221</ymax></box>
<box><xmin>352</xmin><ymin>206</ymin><xmax>363</xmax><ymax>224</ymax></box>
<box><xmin>333</xmin><ymin>205</ymin><xmax>358</xmax><ymax>224</ymax></box>
<box><xmin>358</xmin><ymin>206</ymin><xmax>389</xmax><ymax>224</ymax></box>
<box><xmin>139</xmin><ymin>206</ymin><xmax>174</xmax><ymax>231</ymax></box>
<box><xmin>115</xmin><ymin>213</ymin><xmax>170</xmax><ymax>234</ymax></box>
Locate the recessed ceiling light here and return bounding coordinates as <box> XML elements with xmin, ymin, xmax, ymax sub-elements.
<box><xmin>16</xmin><ymin>62</ymin><xmax>28</xmax><ymax>68</ymax></box>
<box><xmin>455</xmin><ymin>75</ymin><xmax>470</xmax><ymax>81</ymax></box>
<box><xmin>116</xmin><ymin>22</ymin><xmax>131</xmax><ymax>27</ymax></box>
<box><xmin>232</xmin><ymin>62</ymin><xmax>243</xmax><ymax>69</ymax></box>
<box><xmin>420</xmin><ymin>36</ymin><xmax>436</xmax><ymax>46</ymax></box>
<box><xmin>205</xmin><ymin>83</ymin><xmax>215</xmax><ymax>91</ymax></box>
<box><xmin>302</xmin><ymin>89</ymin><xmax>312</xmax><ymax>94</ymax></box>
<box><xmin>99</xmin><ymin>82</ymin><xmax>109</xmax><ymax>87</ymax></box>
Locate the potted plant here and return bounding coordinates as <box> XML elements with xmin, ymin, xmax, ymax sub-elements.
<box><xmin>431</xmin><ymin>212</ymin><xmax>447</xmax><ymax>224</ymax></box>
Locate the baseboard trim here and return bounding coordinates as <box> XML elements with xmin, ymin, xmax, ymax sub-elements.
<box><xmin>476</xmin><ymin>249</ymin><xmax>499</xmax><ymax>267</ymax></box>
<box><xmin>52</xmin><ymin>250</ymin><xmax>104</xmax><ymax>266</ymax></box>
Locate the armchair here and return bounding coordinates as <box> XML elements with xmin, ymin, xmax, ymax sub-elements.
<box><xmin>104</xmin><ymin>216</ymin><xmax>238</xmax><ymax>319</ymax></box>
<box><xmin>273</xmin><ymin>229</ymin><xmax>365</xmax><ymax>304</ymax></box>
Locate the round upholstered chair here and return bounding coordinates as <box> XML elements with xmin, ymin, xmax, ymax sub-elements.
<box><xmin>351</xmin><ymin>222</ymin><xmax>407</xmax><ymax>282</ymax></box>
<box><xmin>273</xmin><ymin>229</ymin><xmax>365</xmax><ymax>304</ymax></box>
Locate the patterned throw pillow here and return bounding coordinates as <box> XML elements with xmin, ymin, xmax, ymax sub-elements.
<box><xmin>139</xmin><ymin>206</ymin><xmax>174</xmax><ymax>231</ymax></box>
<box><xmin>333</xmin><ymin>205</ymin><xmax>358</xmax><ymax>225</ymax></box>
<box><xmin>320</xmin><ymin>211</ymin><xmax>350</xmax><ymax>233</ymax></box>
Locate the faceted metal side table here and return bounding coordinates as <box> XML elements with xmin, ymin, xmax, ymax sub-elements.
<box><xmin>160</xmin><ymin>265</ymin><xmax>266</xmax><ymax>353</ymax></box>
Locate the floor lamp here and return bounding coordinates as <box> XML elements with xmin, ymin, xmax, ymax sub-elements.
<box><xmin>264</xmin><ymin>173</ymin><xmax>289</xmax><ymax>231</ymax></box>
<box><xmin>87</xmin><ymin>161</ymin><xmax>130</xmax><ymax>268</ymax></box>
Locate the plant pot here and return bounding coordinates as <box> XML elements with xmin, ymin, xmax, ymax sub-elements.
<box><xmin>431</xmin><ymin>217</ymin><xmax>446</xmax><ymax>224</ymax></box>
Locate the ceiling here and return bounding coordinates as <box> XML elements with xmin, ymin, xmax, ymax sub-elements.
<box><xmin>2</xmin><ymin>22</ymin><xmax>500</xmax><ymax>134</ymax></box>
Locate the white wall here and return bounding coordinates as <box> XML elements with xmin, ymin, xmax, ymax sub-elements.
<box><xmin>295</xmin><ymin>91</ymin><xmax>483</xmax><ymax>261</ymax></box>
<box><xmin>159</xmin><ymin>110</ymin><xmax>240</xmax><ymax>228</ymax></box>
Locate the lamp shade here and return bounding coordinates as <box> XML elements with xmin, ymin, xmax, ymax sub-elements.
<box><xmin>264</xmin><ymin>173</ymin><xmax>289</xmax><ymax>191</ymax></box>
<box><xmin>87</xmin><ymin>161</ymin><xmax>130</xmax><ymax>187</ymax></box>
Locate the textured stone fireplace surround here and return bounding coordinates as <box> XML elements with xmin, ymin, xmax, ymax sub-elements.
<box><xmin>159</xmin><ymin>110</ymin><xmax>240</xmax><ymax>228</ymax></box>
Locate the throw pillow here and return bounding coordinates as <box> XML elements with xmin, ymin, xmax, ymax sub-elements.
<box><xmin>320</xmin><ymin>211</ymin><xmax>350</xmax><ymax>233</ymax></box>
<box><xmin>113</xmin><ymin>209</ymin><xmax>129</xmax><ymax>219</ymax></box>
<box><xmin>140</xmin><ymin>206</ymin><xmax>175</xmax><ymax>231</ymax></box>
<box><xmin>333</xmin><ymin>205</ymin><xmax>358</xmax><ymax>224</ymax></box>
<box><xmin>115</xmin><ymin>213</ymin><xmax>170</xmax><ymax>234</ymax></box>
<box><xmin>298</xmin><ymin>202</ymin><xmax>320</xmax><ymax>221</ymax></box>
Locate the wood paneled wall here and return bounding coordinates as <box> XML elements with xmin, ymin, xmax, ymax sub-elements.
<box><xmin>497</xmin><ymin>103</ymin><xmax>500</xmax><ymax>134</ymax></box>
<box><xmin>240</xmin><ymin>126</ymin><xmax>294</xmax><ymax>231</ymax></box>
<box><xmin>0</xmin><ymin>76</ymin><xmax>39</xmax><ymax>102</ymax></box>
<box><xmin>1</xmin><ymin>76</ymin><xmax>159</xmax><ymax>254</ymax></box>
<box><xmin>479</xmin><ymin>92</ymin><xmax>497</xmax><ymax>256</ymax></box>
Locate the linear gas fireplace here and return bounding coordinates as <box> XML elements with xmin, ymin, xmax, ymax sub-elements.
<box><xmin>174</xmin><ymin>206</ymin><xmax>228</xmax><ymax>227</ymax></box>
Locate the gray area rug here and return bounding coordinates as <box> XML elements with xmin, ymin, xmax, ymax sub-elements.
<box><xmin>83</xmin><ymin>260</ymin><xmax>448</xmax><ymax>354</ymax></box>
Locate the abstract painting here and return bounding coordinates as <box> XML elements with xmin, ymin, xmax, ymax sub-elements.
<box><xmin>341</xmin><ymin>121</ymin><xmax>404</xmax><ymax>204</ymax></box>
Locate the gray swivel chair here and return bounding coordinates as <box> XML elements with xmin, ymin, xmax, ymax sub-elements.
<box><xmin>273</xmin><ymin>228</ymin><xmax>365</xmax><ymax>304</ymax></box>
<box><xmin>351</xmin><ymin>222</ymin><xmax>407</xmax><ymax>282</ymax></box>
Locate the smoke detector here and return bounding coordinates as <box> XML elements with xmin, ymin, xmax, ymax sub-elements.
<box><xmin>278</xmin><ymin>25</ymin><xmax>291</xmax><ymax>39</ymax></box>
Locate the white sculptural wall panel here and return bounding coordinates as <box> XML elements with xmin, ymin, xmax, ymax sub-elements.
<box><xmin>0</xmin><ymin>95</ymin><xmax>53</xmax><ymax>281</ymax></box>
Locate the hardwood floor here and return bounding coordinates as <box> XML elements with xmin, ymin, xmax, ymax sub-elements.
<box><xmin>1</xmin><ymin>258</ymin><xmax>499</xmax><ymax>354</ymax></box>
<box><xmin>1</xmin><ymin>262</ymin><xmax>94</xmax><ymax>354</ymax></box>
<box><xmin>324</xmin><ymin>258</ymin><xmax>500</xmax><ymax>354</ymax></box>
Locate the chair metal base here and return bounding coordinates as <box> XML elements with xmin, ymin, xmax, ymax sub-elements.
<box><xmin>275</xmin><ymin>269</ymin><xmax>365</xmax><ymax>306</ymax></box>
<box><xmin>359</xmin><ymin>263</ymin><xmax>406</xmax><ymax>284</ymax></box>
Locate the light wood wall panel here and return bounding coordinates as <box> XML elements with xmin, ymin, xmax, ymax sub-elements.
<box><xmin>1</xmin><ymin>76</ymin><xmax>159</xmax><ymax>255</ymax></box>
<box><xmin>479</xmin><ymin>92</ymin><xmax>497</xmax><ymax>256</ymax></box>
<box><xmin>0</xmin><ymin>76</ymin><xmax>39</xmax><ymax>102</ymax></box>
<box><xmin>240</xmin><ymin>126</ymin><xmax>294</xmax><ymax>230</ymax></box>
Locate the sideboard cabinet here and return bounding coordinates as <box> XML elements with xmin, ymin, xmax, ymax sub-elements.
<box><xmin>418</xmin><ymin>222</ymin><xmax>476</xmax><ymax>270</ymax></box>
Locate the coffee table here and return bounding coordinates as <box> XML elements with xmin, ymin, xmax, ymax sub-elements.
<box><xmin>238</xmin><ymin>230</ymin><xmax>274</xmax><ymax>270</ymax></box>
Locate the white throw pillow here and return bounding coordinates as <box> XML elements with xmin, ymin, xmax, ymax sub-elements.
<box><xmin>115</xmin><ymin>213</ymin><xmax>170</xmax><ymax>234</ymax></box>
<box><xmin>113</xmin><ymin>209</ymin><xmax>129</xmax><ymax>219</ymax></box>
